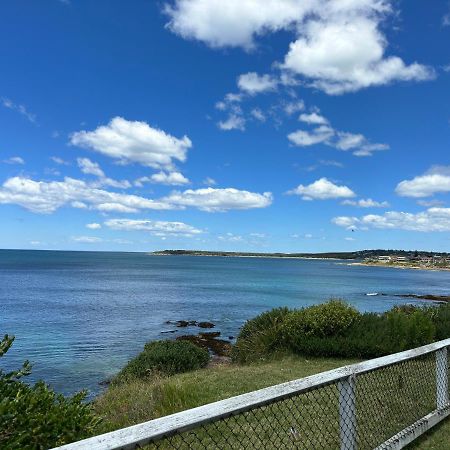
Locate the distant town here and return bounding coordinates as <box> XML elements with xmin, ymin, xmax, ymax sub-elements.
<box><xmin>362</xmin><ymin>252</ymin><xmax>450</xmax><ymax>269</ymax></box>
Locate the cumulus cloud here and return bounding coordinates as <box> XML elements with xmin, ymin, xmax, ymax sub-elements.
<box><xmin>3</xmin><ymin>156</ymin><xmax>25</xmax><ymax>165</ymax></box>
<box><xmin>104</xmin><ymin>218</ymin><xmax>203</xmax><ymax>236</ymax></box>
<box><xmin>396</xmin><ymin>166</ymin><xmax>450</xmax><ymax>198</ymax></box>
<box><xmin>288</xmin><ymin>177</ymin><xmax>355</xmax><ymax>200</ymax></box>
<box><xmin>77</xmin><ymin>157</ymin><xmax>131</xmax><ymax>189</ymax></box>
<box><xmin>0</xmin><ymin>176</ymin><xmax>271</xmax><ymax>214</ymax></box>
<box><xmin>0</xmin><ymin>176</ymin><xmax>173</xmax><ymax>214</ymax></box>
<box><xmin>288</xmin><ymin>125</ymin><xmax>334</xmax><ymax>146</ymax></box>
<box><xmin>165</xmin><ymin>0</ymin><xmax>433</xmax><ymax>94</ymax></box>
<box><xmin>218</xmin><ymin>114</ymin><xmax>246</xmax><ymax>131</ymax></box>
<box><xmin>70</xmin><ymin>117</ymin><xmax>192</xmax><ymax>170</ymax></box>
<box><xmin>86</xmin><ymin>223</ymin><xmax>101</xmax><ymax>229</ymax></box>
<box><xmin>163</xmin><ymin>187</ymin><xmax>273</xmax><ymax>212</ymax></box>
<box><xmin>135</xmin><ymin>171</ymin><xmax>190</xmax><ymax>187</ymax></box>
<box><xmin>282</xmin><ymin>11</ymin><xmax>434</xmax><ymax>94</ymax></box>
<box><xmin>333</xmin><ymin>207</ymin><xmax>450</xmax><ymax>232</ymax></box>
<box><xmin>288</xmin><ymin>113</ymin><xmax>388</xmax><ymax>156</ymax></box>
<box><xmin>238</xmin><ymin>72</ymin><xmax>278</xmax><ymax>94</ymax></box>
<box><xmin>299</xmin><ymin>112</ymin><xmax>328</xmax><ymax>125</ymax></box>
<box><xmin>165</xmin><ymin>0</ymin><xmax>306</xmax><ymax>50</ymax></box>
<box><xmin>342</xmin><ymin>198</ymin><xmax>389</xmax><ymax>208</ymax></box>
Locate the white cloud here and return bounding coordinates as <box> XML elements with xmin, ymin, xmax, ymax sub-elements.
<box><xmin>1</xmin><ymin>97</ymin><xmax>36</xmax><ymax>123</ymax></box>
<box><xmin>71</xmin><ymin>236</ymin><xmax>103</xmax><ymax>243</ymax></box>
<box><xmin>283</xmin><ymin>12</ymin><xmax>434</xmax><ymax>94</ymax></box>
<box><xmin>396</xmin><ymin>166</ymin><xmax>450</xmax><ymax>198</ymax></box>
<box><xmin>104</xmin><ymin>218</ymin><xmax>203</xmax><ymax>236</ymax></box>
<box><xmin>152</xmin><ymin>171</ymin><xmax>190</xmax><ymax>185</ymax></box>
<box><xmin>345</xmin><ymin>237</ymin><xmax>356</xmax><ymax>241</ymax></box>
<box><xmin>250</xmin><ymin>108</ymin><xmax>266</xmax><ymax>122</ymax></box>
<box><xmin>238</xmin><ymin>72</ymin><xmax>277</xmax><ymax>94</ymax></box>
<box><xmin>165</xmin><ymin>0</ymin><xmax>307</xmax><ymax>50</ymax></box>
<box><xmin>288</xmin><ymin>177</ymin><xmax>355</xmax><ymax>200</ymax></box>
<box><xmin>218</xmin><ymin>232</ymin><xmax>243</xmax><ymax>242</ymax></box>
<box><xmin>218</xmin><ymin>114</ymin><xmax>246</xmax><ymax>131</ymax></box>
<box><xmin>0</xmin><ymin>176</ymin><xmax>173</xmax><ymax>214</ymax></box>
<box><xmin>288</xmin><ymin>125</ymin><xmax>334</xmax><ymax>146</ymax></box>
<box><xmin>203</xmin><ymin>177</ymin><xmax>217</xmax><ymax>186</ymax></box>
<box><xmin>284</xmin><ymin>100</ymin><xmax>305</xmax><ymax>115</ymax></box>
<box><xmin>134</xmin><ymin>171</ymin><xmax>190</xmax><ymax>186</ymax></box>
<box><xmin>288</xmin><ymin>114</ymin><xmax>388</xmax><ymax>157</ymax></box>
<box><xmin>342</xmin><ymin>198</ymin><xmax>389</xmax><ymax>208</ymax></box>
<box><xmin>0</xmin><ymin>176</ymin><xmax>271</xmax><ymax>214</ymax></box>
<box><xmin>165</xmin><ymin>0</ymin><xmax>433</xmax><ymax>94</ymax></box>
<box><xmin>77</xmin><ymin>157</ymin><xmax>104</xmax><ymax>178</ymax></box>
<box><xmin>51</xmin><ymin>156</ymin><xmax>70</xmax><ymax>165</ymax></box>
<box><xmin>77</xmin><ymin>157</ymin><xmax>131</xmax><ymax>189</ymax></box>
<box><xmin>86</xmin><ymin>223</ymin><xmax>101</xmax><ymax>229</ymax></box>
<box><xmin>299</xmin><ymin>112</ymin><xmax>328</xmax><ymax>125</ymax></box>
<box><xmin>333</xmin><ymin>207</ymin><xmax>450</xmax><ymax>232</ymax></box>
<box><xmin>3</xmin><ymin>156</ymin><xmax>25</xmax><ymax>165</ymax></box>
<box><xmin>163</xmin><ymin>187</ymin><xmax>273</xmax><ymax>212</ymax></box>
<box><xmin>70</xmin><ymin>117</ymin><xmax>192</xmax><ymax>170</ymax></box>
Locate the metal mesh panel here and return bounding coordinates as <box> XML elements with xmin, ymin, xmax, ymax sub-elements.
<box><xmin>150</xmin><ymin>383</ymin><xmax>341</xmax><ymax>449</ymax></box>
<box><xmin>356</xmin><ymin>353</ymin><xmax>436</xmax><ymax>449</ymax></box>
<box><xmin>144</xmin><ymin>349</ymin><xmax>449</xmax><ymax>450</ymax></box>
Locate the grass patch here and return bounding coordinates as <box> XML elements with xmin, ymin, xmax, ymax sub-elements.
<box><xmin>95</xmin><ymin>354</ymin><xmax>357</xmax><ymax>432</ymax></box>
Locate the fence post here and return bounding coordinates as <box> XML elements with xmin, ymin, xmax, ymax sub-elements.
<box><xmin>338</xmin><ymin>375</ymin><xmax>357</xmax><ymax>450</ymax></box>
<box><xmin>436</xmin><ymin>347</ymin><xmax>449</xmax><ymax>410</ymax></box>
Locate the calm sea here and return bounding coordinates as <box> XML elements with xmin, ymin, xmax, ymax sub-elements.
<box><xmin>1</xmin><ymin>249</ymin><xmax>450</xmax><ymax>397</ymax></box>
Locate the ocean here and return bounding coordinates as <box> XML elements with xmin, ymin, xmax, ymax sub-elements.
<box><xmin>1</xmin><ymin>249</ymin><xmax>450</xmax><ymax>397</ymax></box>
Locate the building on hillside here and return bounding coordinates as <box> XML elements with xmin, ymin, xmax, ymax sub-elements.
<box><xmin>378</xmin><ymin>256</ymin><xmax>392</xmax><ymax>263</ymax></box>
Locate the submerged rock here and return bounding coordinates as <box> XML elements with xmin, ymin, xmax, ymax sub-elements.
<box><xmin>198</xmin><ymin>321</ymin><xmax>215</xmax><ymax>329</ymax></box>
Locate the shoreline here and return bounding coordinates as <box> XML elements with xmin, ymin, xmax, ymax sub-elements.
<box><xmin>348</xmin><ymin>262</ymin><xmax>450</xmax><ymax>272</ymax></box>
<box><xmin>150</xmin><ymin>253</ymin><xmax>352</xmax><ymax>261</ymax></box>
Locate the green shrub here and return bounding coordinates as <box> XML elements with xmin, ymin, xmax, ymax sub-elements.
<box><xmin>282</xmin><ymin>300</ymin><xmax>359</xmax><ymax>340</ymax></box>
<box><xmin>427</xmin><ymin>302</ymin><xmax>450</xmax><ymax>340</ymax></box>
<box><xmin>232</xmin><ymin>307</ymin><xmax>291</xmax><ymax>363</ymax></box>
<box><xmin>116</xmin><ymin>340</ymin><xmax>210</xmax><ymax>381</ymax></box>
<box><xmin>0</xmin><ymin>335</ymin><xmax>100</xmax><ymax>450</ymax></box>
<box><xmin>233</xmin><ymin>300</ymin><xmax>445</xmax><ymax>362</ymax></box>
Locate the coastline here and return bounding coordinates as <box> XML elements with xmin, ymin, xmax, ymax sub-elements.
<box><xmin>348</xmin><ymin>262</ymin><xmax>450</xmax><ymax>272</ymax></box>
<box><xmin>149</xmin><ymin>253</ymin><xmax>352</xmax><ymax>261</ymax></box>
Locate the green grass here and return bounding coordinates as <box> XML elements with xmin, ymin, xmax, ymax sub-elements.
<box><xmin>95</xmin><ymin>355</ymin><xmax>357</xmax><ymax>431</ymax></box>
<box><xmin>410</xmin><ymin>418</ymin><xmax>450</xmax><ymax>449</ymax></box>
<box><xmin>95</xmin><ymin>355</ymin><xmax>449</xmax><ymax>449</ymax></box>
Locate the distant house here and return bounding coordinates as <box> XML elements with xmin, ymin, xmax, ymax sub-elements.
<box><xmin>394</xmin><ymin>256</ymin><xmax>408</xmax><ymax>263</ymax></box>
<box><xmin>378</xmin><ymin>256</ymin><xmax>391</xmax><ymax>263</ymax></box>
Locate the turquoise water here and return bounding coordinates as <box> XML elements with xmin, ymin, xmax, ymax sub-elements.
<box><xmin>1</xmin><ymin>249</ymin><xmax>450</xmax><ymax>397</ymax></box>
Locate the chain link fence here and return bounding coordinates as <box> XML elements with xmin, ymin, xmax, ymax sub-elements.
<box><xmin>55</xmin><ymin>339</ymin><xmax>450</xmax><ymax>450</ymax></box>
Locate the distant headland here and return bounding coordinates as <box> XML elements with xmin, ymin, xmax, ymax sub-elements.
<box><xmin>150</xmin><ymin>249</ymin><xmax>450</xmax><ymax>262</ymax></box>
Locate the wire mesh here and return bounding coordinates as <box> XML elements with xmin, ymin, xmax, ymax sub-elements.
<box><xmin>145</xmin><ymin>349</ymin><xmax>449</xmax><ymax>450</ymax></box>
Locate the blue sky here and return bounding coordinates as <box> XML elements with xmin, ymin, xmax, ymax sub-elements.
<box><xmin>1</xmin><ymin>0</ymin><xmax>450</xmax><ymax>253</ymax></box>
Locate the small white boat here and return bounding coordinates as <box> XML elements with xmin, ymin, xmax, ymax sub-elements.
<box><xmin>366</xmin><ymin>292</ymin><xmax>378</xmax><ymax>296</ymax></box>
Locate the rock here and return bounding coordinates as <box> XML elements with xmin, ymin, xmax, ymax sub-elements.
<box><xmin>199</xmin><ymin>331</ymin><xmax>221</xmax><ymax>338</ymax></box>
<box><xmin>161</xmin><ymin>330</ymin><xmax>178</xmax><ymax>334</ymax></box>
<box><xmin>198</xmin><ymin>321</ymin><xmax>215</xmax><ymax>328</ymax></box>
<box><xmin>176</xmin><ymin>320</ymin><xmax>190</xmax><ymax>327</ymax></box>
<box><xmin>176</xmin><ymin>333</ymin><xmax>232</xmax><ymax>357</ymax></box>
<box><xmin>228</xmin><ymin>336</ymin><xmax>234</xmax><ymax>340</ymax></box>
<box><xmin>98</xmin><ymin>379</ymin><xmax>111</xmax><ymax>386</ymax></box>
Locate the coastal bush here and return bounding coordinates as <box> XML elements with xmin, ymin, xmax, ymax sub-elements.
<box><xmin>232</xmin><ymin>307</ymin><xmax>291</xmax><ymax>363</ymax></box>
<box><xmin>282</xmin><ymin>300</ymin><xmax>359</xmax><ymax>340</ymax></box>
<box><xmin>0</xmin><ymin>335</ymin><xmax>100</xmax><ymax>450</ymax></box>
<box><xmin>234</xmin><ymin>300</ymin><xmax>443</xmax><ymax>362</ymax></box>
<box><xmin>116</xmin><ymin>340</ymin><xmax>210</xmax><ymax>381</ymax></box>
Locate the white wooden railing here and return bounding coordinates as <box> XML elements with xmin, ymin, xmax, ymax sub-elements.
<box><xmin>53</xmin><ymin>338</ymin><xmax>450</xmax><ymax>450</ymax></box>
